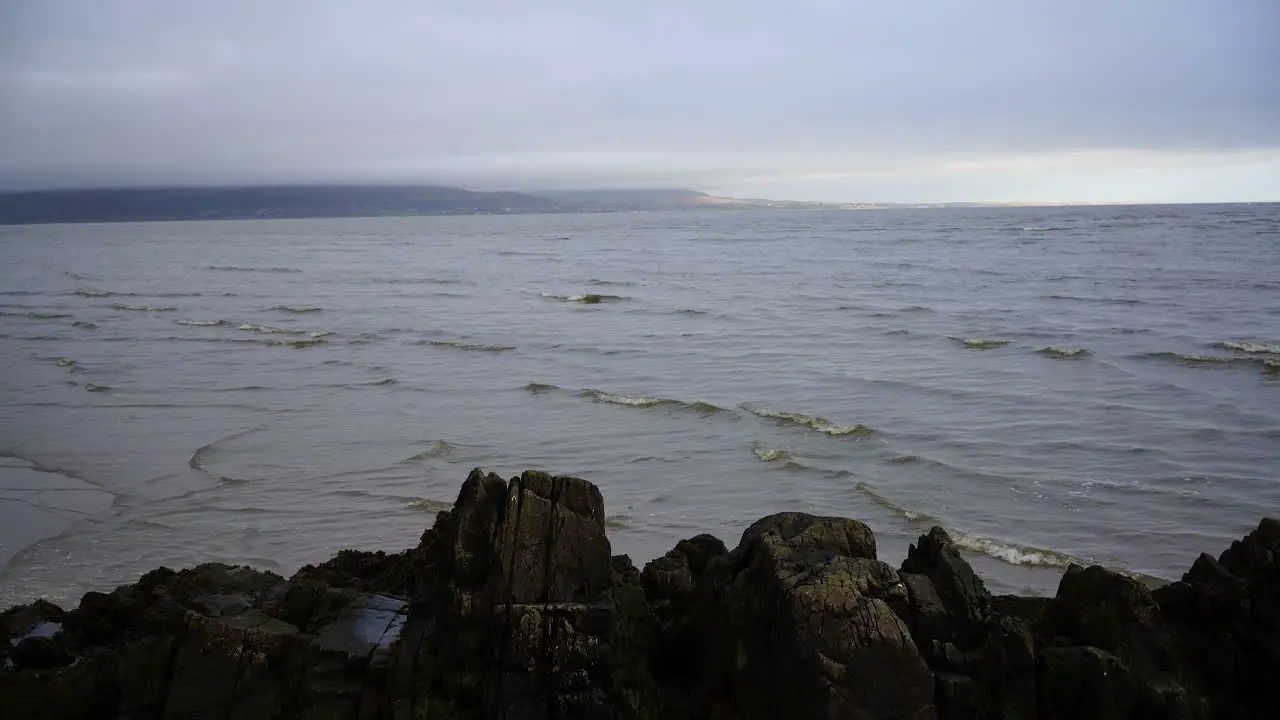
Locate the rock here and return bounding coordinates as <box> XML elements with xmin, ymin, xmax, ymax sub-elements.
<box><xmin>0</xmin><ymin>471</ymin><xmax>1276</xmax><ymax>720</ymax></box>
<box><xmin>705</xmin><ymin>512</ymin><xmax>935</xmax><ymax>719</ymax></box>
<box><xmin>1038</xmin><ymin>646</ymin><xmax>1135</xmax><ymax>720</ymax></box>
<box><xmin>9</xmin><ymin>636</ymin><xmax>73</xmax><ymax>670</ymax></box>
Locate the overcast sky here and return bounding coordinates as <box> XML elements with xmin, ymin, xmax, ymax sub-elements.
<box><xmin>2</xmin><ymin>1</ymin><xmax>1277</xmax><ymax>202</ymax></box>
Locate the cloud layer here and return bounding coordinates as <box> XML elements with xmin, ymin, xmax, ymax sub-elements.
<box><xmin>2</xmin><ymin>1</ymin><xmax>1277</xmax><ymax>201</ymax></box>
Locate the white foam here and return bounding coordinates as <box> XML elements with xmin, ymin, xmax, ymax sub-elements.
<box><xmin>1221</xmin><ymin>341</ymin><xmax>1280</xmax><ymax>354</ymax></box>
<box><xmin>949</xmin><ymin>531</ymin><xmax>1075</xmax><ymax>568</ymax></box>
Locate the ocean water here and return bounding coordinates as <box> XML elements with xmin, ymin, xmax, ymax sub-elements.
<box><xmin>1</xmin><ymin>205</ymin><xmax>1278</xmax><ymax>606</ymax></box>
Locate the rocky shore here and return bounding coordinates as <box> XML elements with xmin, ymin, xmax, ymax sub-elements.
<box><xmin>2</xmin><ymin>469</ymin><xmax>1278</xmax><ymax>719</ymax></box>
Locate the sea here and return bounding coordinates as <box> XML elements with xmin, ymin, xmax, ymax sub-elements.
<box><xmin>1</xmin><ymin>204</ymin><xmax>1278</xmax><ymax>607</ymax></box>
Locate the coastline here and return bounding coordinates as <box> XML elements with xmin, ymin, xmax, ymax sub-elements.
<box><xmin>3</xmin><ymin>468</ymin><xmax>1277</xmax><ymax>718</ymax></box>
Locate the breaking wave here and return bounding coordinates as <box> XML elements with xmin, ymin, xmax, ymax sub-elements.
<box><xmin>752</xmin><ymin>446</ymin><xmax>791</xmax><ymax>463</ymax></box>
<box><xmin>427</xmin><ymin>340</ymin><xmax>515</xmax><ymax>352</ymax></box>
<box><xmin>853</xmin><ymin>482</ymin><xmax>1075</xmax><ymax>568</ymax></box>
<box><xmin>1036</xmin><ymin>346</ymin><xmax>1093</xmax><ymax>358</ymax></box>
<box><xmin>74</xmin><ymin>290</ymin><xmax>124</xmax><ymax>297</ymax></box>
<box><xmin>584</xmin><ymin>389</ymin><xmax>727</xmax><ymax>414</ymax></box>
<box><xmin>113</xmin><ymin>304</ymin><xmax>175</xmax><ymax>312</ymax></box>
<box><xmin>1217</xmin><ymin>341</ymin><xmax>1280</xmax><ymax>355</ymax></box>
<box><xmin>951</xmin><ymin>337</ymin><xmax>1012</xmax><ymax>350</ymax></box>
<box><xmin>238</xmin><ymin>323</ymin><xmax>304</xmax><ymax>335</ymax></box>
<box><xmin>949</xmin><ymin>532</ymin><xmax>1077</xmax><ymax>569</ymax></box>
<box><xmin>176</xmin><ymin>319</ymin><xmax>226</xmax><ymax>327</ymax></box>
<box><xmin>741</xmin><ymin>406</ymin><xmax>875</xmax><ymax>437</ymax></box>
<box><xmin>405</xmin><ymin>440</ymin><xmax>454</xmax><ymax>461</ymax></box>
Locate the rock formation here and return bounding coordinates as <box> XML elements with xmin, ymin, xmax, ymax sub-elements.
<box><xmin>2</xmin><ymin>468</ymin><xmax>1277</xmax><ymax>719</ymax></box>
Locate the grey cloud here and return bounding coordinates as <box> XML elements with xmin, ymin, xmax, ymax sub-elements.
<box><xmin>1</xmin><ymin>1</ymin><xmax>1276</xmax><ymax>199</ymax></box>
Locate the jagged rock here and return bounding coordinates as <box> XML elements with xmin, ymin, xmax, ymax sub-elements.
<box><xmin>704</xmin><ymin>512</ymin><xmax>935</xmax><ymax>719</ymax></box>
<box><xmin>0</xmin><ymin>471</ymin><xmax>1276</xmax><ymax>720</ymax></box>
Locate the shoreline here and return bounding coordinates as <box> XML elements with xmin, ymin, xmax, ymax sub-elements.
<box><xmin>3</xmin><ymin>468</ymin><xmax>1277</xmax><ymax>718</ymax></box>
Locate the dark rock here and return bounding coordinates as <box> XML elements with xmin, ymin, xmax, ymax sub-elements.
<box><xmin>0</xmin><ymin>471</ymin><xmax>1276</xmax><ymax>720</ymax></box>
<box><xmin>705</xmin><ymin>512</ymin><xmax>935</xmax><ymax>719</ymax></box>
<box><xmin>10</xmin><ymin>636</ymin><xmax>74</xmax><ymax>670</ymax></box>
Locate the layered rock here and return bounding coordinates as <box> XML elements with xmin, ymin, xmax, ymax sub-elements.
<box><xmin>2</xmin><ymin>469</ymin><xmax>1277</xmax><ymax>719</ymax></box>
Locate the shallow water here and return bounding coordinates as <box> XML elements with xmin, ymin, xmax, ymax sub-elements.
<box><xmin>1</xmin><ymin>205</ymin><xmax>1278</xmax><ymax>605</ymax></box>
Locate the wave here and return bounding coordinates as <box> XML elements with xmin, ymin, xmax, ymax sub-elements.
<box><xmin>1217</xmin><ymin>341</ymin><xmax>1280</xmax><ymax>355</ymax></box>
<box><xmin>406</xmin><ymin>440</ymin><xmax>454</xmax><ymax>461</ymax></box>
<box><xmin>854</xmin><ymin>482</ymin><xmax>937</xmax><ymax>523</ymax></box>
<box><xmin>1040</xmin><ymin>294</ymin><xmax>1145</xmax><ymax>306</ymax></box>
<box><xmin>1138</xmin><ymin>351</ymin><xmax>1259</xmax><ymax>367</ymax></box>
<box><xmin>369</xmin><ymin>377</ymin><xmax>397</xmax><ymax>386</ymax></box>
<box><xmin>589</xmin><ymin>279</ymin><xmax>635</xmax><ymax>287</ymax></box>
<box><xmin>74</xmin><ymin>290</ymin><xmax>126</xmax><ymax>297</ymax></box>
<box><xmin>56</xmin><ymin>358</ymin><xmax>78</xmax><ymax>372</ymax></box>
<box><xmin>308</xmin><ymin>331</ymin><xmax>336</xmax><ymax>338</ymax></box>
<box><xmin>406</xmin><ymin>497</ymin><xmax>453</xmax><ymax>513</ymax></box>
<box><xmin>427</xmin><ymin>340</ymin><xmax>515</xmax><ymax>352</ymax></box>
<box><xmin>584</xmin><ymin>389</ymin><xmax>727</xmax><ymax>414</ymax></box>
<box><xmin>676</xmin><ymin>308</ymin><xmax>709</xmax><ymax>316</ymax></box>
<box><xmin>752</xmin><ymin>446</ymin><xmax>791</xmax><ymax>463</ymax></box>
<box><xmin>176</xmin><ymin>319</ymin><xmax>226</xmax><ymax>327</ymax></box>
<box><xmin>1036</xmin><ymin>346</ymin><xmax>1093</xmax><ymax>358</ymax></box>
<box><xmin>951</xmin><ymin>337</ymin><xmax>1012</xmax><ymax>350</ymax></box>
<box><xmin>72</xmin><ymin>321</ymin><xmax>98</xmax><ymax>329</ymax></box>
<box><xmin>208</xmin><ymin>265</ymin><xmax>302</xmax><ymax>273</ymax></box>
<box><xmin>84</xmin><ymin>384</ymin><xmax>111</xmax><ymax>393</ymax></box>
<box><xmin>271</xmin><ymin>305</ymin><xmax>323</xmax><ymax>313</ymax></box>
<box><xmin>266</xmin><ymin>338</ymin><xmax>326</xmax><ymax>348</ymax></box>
<box><xmin>741</xmin><ymin>406</ymin><xmax>875</xmax><ymax>437</ymax></box>
<box><xmin>1021</xmin><ymin>226</ymin><xmax>1067</xmax><ymax>233</ymax></box>
<box><xmin>238</xmin><ymin>323</ymin><xmax>304</xmax><ymax>335</ymax></box>
<box><xmin>524</xmin><ymin>382</ymin><xmax>559</xmax><ymax>394</ymax></box>
<box><xmin>0</xmin><ymin>311</ymin><xmax>72</xmax><ymax>320</ymax></box>
<box><xmin>949</xmin><ymin>531</ymin><xmax>1077</xmax><ymax>569</ymax></box>
<box><xmin>854</xmin><ymin>482</ymin><xmax>1076</xmax><ymax>568</ymax></box>
<box><xmin>113</xmin><ymin>304</ymin><xmax>175</xmax><ymax>312</ymax></box>
<box><xmin>539</xmin><ymin>292</ymin><xmax>624</xmax><ymax>304</ymax></box>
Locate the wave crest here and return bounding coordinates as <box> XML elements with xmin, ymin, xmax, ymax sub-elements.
<box><xmin>949</xmin><ymin>532</ymin><xmax>1076</xmax><ymax>568</ymax></box>
<box><xmin>752</xmin><ymin>446</ymin><xmax>791</xmax><ymax>463</ymax></box>
<box><xmin>952</xmin><ymin>337</ymin><xmax>1011</xmax><ymax>350</ymax></box>
<box><xmin>742</xmin><ymin>406</ymin><xmax>875</xmax><ymax>437</ymax></box>
<box><xmin>113</xmin><ymin>304</ymin><xmax>175</xmax><ymax>312</ymax></box>
<box><xmin>176</xmin><ymin>319</ymin><xmax>226</xmax><ymax>327</ymax></box>
<box><xmin>271</xmin><ymin>305</ymin><xmax>323</xmax><ymax>313</ymax></box>
<box><xmin>1217</xmin><ymin>341</ymin><xmax>1280</xmax><ymax>355</ymax></box>
<box><xmin>238</xmin><ymin>323</ymin><xmax>304</xmax><ymax>335</ymax></box>
<box><xmin>427</xmin><ymin>340</ymin><xmax>515</xmax><ymax>352</ymax></box>
<box><xmin>1036</xmin><ymin>346</ymin><xmax>1092</xmax><ymax>358</ymax></box>
<box><xmin>585</xmin><ymin>389</ymin><xmax>726</xmax><ymax>413</ymax></box>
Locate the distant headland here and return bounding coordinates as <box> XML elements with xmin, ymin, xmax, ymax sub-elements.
<box><xmin>0</xmin><ymin>184</ymin><xmax>1149</xmax><ymax>226</ymax></box>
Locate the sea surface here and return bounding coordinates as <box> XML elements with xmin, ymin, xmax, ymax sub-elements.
<box><xmin>2</xmin><ymin>205</ymin><xmax>1278</xmax><ymax>606</ymax></box>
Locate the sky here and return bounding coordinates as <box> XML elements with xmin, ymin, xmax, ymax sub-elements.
<box><xmin>1</xmin><ymin>1</ymin><xmax>1277</xmax><ymax>203</ymax></box>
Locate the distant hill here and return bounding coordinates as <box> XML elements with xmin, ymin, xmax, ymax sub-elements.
<box><xmin>0</xmin><ymin>185</ymin><xmax>568</xmax><ymax>225</ymax></box>
<box><xmin>527</xmin><ymin>188</ymin><xmax>712</xmax><ymax>211</ymax></box>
